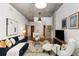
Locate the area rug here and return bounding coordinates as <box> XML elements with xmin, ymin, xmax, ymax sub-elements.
<box><xmin>23</xmin><ymin>49</ymin><xmax>49</xmax><ymax>56</ymax></box>
<box><xmin>24</xmin><ymin>52</ymin><xmax>49</xmax><ymax>56</ymax></box>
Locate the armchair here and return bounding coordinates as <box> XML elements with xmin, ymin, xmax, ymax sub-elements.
<box><xmin>57</xmin><ymin>38</ymin><xmax>76</xmax><ymax>56</ymax></box>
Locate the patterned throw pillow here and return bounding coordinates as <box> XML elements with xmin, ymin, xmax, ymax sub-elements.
<box><xmin>5</xmin><ymin>39</ymin><xmax>12</xmax><ymax>47</ymax></box>
<box><xmin>10</xmin><ymin>38</ymin><xmax>16</xmax><ymax>45</ymax></box>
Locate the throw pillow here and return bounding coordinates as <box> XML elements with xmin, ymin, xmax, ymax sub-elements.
<box><xmin>0</xmin><ymin>41</ymin><xmax>6</xmax><ymax>48</ymax></box>
<box><xmin>18</xmin><ymin>36</ymin><xmax>24</xmax><ymax>40</ymax></box>
<box><xmin>5</xmin><ymin>39</ymin><xmax>12</xmax><ymax>47</ymax></box>
<box><xmin>10</xmin><ymin>38</ymin><xmax>16</xmax><ymax>45</ymax></box>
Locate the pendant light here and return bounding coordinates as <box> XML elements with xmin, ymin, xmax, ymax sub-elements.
<box><xmin>38</xmin><ymin>12</ymin><xmax>41</xmax><ymax>21</ymax></box>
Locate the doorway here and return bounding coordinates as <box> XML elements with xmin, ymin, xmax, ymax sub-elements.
<box><xmin>31</xmin><ymin>26</ymin><xmax>34</xmax><ymax>39</ymax></box>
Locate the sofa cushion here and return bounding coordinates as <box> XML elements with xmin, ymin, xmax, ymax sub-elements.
<box><xmin>10</xmin><ymin>38</ymin><xmax>16</xmax><ymax>45</ymax></box>
<box><xmin>5</xmin><ymin>39</ymin><xmax>12</xmax><ymax>47</ymax></box>
<box><xmin>18</xmin><ymin>36</ymin><xmax>24</xmax><ymax>40</ymax></box>
<box><xmin>0</xmin><ymin>41</ymin><xmax>6</xmax><ymax>48</ymax></box>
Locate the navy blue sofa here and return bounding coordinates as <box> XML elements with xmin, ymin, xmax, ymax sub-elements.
<box><xmin>0</xmin><ymin>36</ymin><xmax>29</xmax><ymax>56</ymax></box>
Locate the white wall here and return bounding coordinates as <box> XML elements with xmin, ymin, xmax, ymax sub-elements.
<box><xmin>29</xmin><ymin>22</ymin><xmax>34</xmax><ymax>26</ymax></box>
<box><xmin>34</xmin><ymin>17</ymin><xmax>53</xmax><ymax>25</ymax></box>
<box><xmin>29</xmin><ymin>17</ymin><xmax>53</xmax><ymax>25</ymax></box>
<box><xmin>54</xmin><ymin>3</ymin><xmax>79</xmax><ymax>48</ymax></box>
<box><xmin>0</xmin><ymin>3</ymin><xmax>29</xmax><ymax>39</ymax></box>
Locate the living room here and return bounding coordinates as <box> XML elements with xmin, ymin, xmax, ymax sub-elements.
<box><xmin>0</xmin><ymin>3</ymin><xmax>79</xmax><ymax>56</ymax></box>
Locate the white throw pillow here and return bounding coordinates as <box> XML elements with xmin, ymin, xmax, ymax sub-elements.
<box><xmin>10</xmin><ymin>38</ymin><xmax>16</xmax><ymax>45</ymax></box>
<box><xmin>18</xmin><ymin>36</ymin><xmax>24</xmax><ymax>40</ymax></box>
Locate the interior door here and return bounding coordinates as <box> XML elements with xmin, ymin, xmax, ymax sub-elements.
<box><xmin>31</xmin><ymin>26</ymin><xmax>34</xmax><ymax>39</ymax></box>
<box><xmin>45</xmin><ymin>26</ymin><xmax>51</xmax><ymax>39</ymax></box>
<box><xmin>43</xmin><ymin>25</ymin><xmax>45</xmax><ymax>37</ymax></box>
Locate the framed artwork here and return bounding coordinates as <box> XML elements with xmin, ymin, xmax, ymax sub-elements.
<box><xmin>6</xmin><ymin>18</ymin><xmax>18</xmax><ymax>36</ymax></box>
<box><xmin>68</xmin><ymin>12</ymin><xmax>79</xmax><ymax>29</ymax></box>
<box><xmin>62</xmin><ymin>18</ymin><xmax>67</xmax><ymax>29</ymax></box>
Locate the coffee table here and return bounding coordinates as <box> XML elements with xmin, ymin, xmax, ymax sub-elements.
<box><xmin>42</xmin><ymin>43</ymin><xmax>52</xmax><ymax>55</ymax></box>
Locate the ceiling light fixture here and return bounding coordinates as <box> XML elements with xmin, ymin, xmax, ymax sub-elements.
<box><xmin>35</xmin><ymin>3</ymin><xmax>47</xmax><ymax>9</ymax></box>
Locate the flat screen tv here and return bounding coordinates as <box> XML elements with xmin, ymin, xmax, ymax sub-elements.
<box><xmin>55</xmin><ymin>30</ymin><xmax>64</xmax><ymax>41</ymax></box>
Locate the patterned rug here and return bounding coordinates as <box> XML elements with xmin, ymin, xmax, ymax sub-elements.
<box><xmin>24</xmin><ymin>52</ymin><xmax>49</xmax><ymax>56</ymax></box>
<box><xmin>24</xmin><ymin>40</ymin><xmax>55</xmax><ymax>56</ymax></box>
<box><xmin>23</xmin><ymin>49</ymin><xmax>49</xmax><ymax>56</ymax></box>
<box><xmin>23</xmin><ymin>49</ymin><xmax>56</xmax><ymax>56</ymax></box>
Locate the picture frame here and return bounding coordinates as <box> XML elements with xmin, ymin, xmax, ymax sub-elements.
<box><xmin>6</xmin><ymin>18</ymin><xmax>18</xmax><ymax>36</ymax></box>
<box><xmin>62</xmin><ymin>17</ymin><xmax>67</xmax><ymax>29</ymax></box>
<box><xmin>68</xmin><ymin>12</ymin><xmax>79</xmax><ymax>29</ymax></box>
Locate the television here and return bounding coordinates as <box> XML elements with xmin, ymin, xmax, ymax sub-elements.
<box><xmin>55</xmin><ymin>30</ymin><xmax>64</xmax><ymax>41</ymax></box>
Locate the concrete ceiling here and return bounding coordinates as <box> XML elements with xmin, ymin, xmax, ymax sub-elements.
<box><xmin>11</xmin><ymin>3</ymin><xmax>62</xmax><ymax>21</ymax></box>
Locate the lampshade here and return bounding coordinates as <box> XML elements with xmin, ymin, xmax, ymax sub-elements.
<box><xmin>35</xmin><ymin>3</ymin><xmax>47</xmax><ymax>9</ymax></box>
